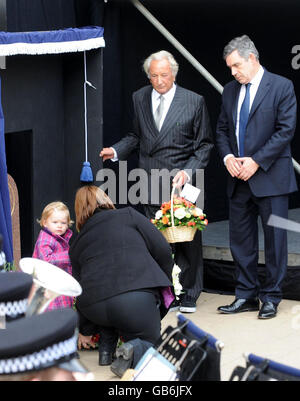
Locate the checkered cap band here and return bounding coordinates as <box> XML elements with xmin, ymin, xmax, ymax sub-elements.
<box><xmin>0</xmin><ymin>332</ymin><xmax>78</xmax><ymax>374</ymax></box>
<box><xmin>0</xmin><ymin>299</ymin><xmax>28</xmax><ymax>318</ymax></box>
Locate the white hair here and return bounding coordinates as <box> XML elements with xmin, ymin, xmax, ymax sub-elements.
<box><xmin>143</xmin><ymin>50</ymin><xmax>179</xmax><ymax>78</ymax></box>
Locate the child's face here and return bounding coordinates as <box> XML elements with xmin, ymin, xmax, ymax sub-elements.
<box><xmin>43</xmin><ymin>210</ymin><xmax>69</xmax><ymax>236</ymax></box>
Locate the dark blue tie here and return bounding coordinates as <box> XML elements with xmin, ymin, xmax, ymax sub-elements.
<box><xmin>238</xmin><ymin>83</ymin><xmax>251</xmax><ymax>157</ymax></box>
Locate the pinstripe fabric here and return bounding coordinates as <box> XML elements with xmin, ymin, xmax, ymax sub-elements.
<box><xmin>113</xmin><ymin>84</ymin><xmax>213</xmax><ymax>301</ymax></box>
<box><xmin>114</xmin><ymin>85</ymin><xmax>213</xmax><ymax>184</ymax></box>
<box><xmin>114</xmin><ymin>85</ymin><xmax>213</xmax><ymax>207</ymax></box>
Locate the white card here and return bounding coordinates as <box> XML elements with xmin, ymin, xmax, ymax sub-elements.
<box><xmin>133</xmin><ymin>347</ymin><xmax>177</xmax><ymax>381</ymax></box>
<box><xmin>180</xmin><ymin>183</ymin><xmax>201</xmax><ymax>204</ymax></box>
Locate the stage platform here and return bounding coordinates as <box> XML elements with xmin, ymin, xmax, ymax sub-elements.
<box><xmin>202</xmin><ymin>208</ymin><xmax>300</xmax><ymax>266</ymax></box>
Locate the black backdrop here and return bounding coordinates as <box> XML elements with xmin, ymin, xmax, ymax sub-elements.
<box><xmin>101</xmin><ymin>0</ymin><xmax>300</xmax><ymax>222</ymax></box>
<box><xmin>3</xmin><ymin>0</ymin><xmax>104</xmax><ymax>255</ymax></box>
<box><xmin>2</xmin><ymin>0</ymin><xmax>300</xmax><ymax>256</ymax></box>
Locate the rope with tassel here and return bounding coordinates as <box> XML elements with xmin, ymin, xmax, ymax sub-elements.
<box><xmin>80</xmin><ymin>50</ymin><xmax>97</xmax><ymax>183</ymax></box>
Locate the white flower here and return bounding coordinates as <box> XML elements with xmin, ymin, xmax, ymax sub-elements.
<box><xmin>155</xmin><ymin>210</ymin><xmax>163</xmax><ymax>220</ymax></box>
<box><xmin>173</xmin><ymin>281</ymin><xmax>183</xmax><ymax>298</ymax></box>
<box><xmin>193</xmin><ymin>207</ymin><xmax>203</xmax><ymax>216</ymax></box>
<box><xmin>172</xmin><ymin>264</ymin><xmax>183</xmax><ymax>299</ymax></box>
<box><xmin>174</xmin><ymin>207</ymin><xmax>186</xmax><ymax>220</ymax></box>
<box><xmin>172</xmin><ymin>264</ymin><xmax>181</xmax><ymax>276</ymax></box>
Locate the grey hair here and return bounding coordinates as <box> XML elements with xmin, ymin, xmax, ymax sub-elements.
<box><xmin>143</xmin><ymin>50</ymin><xmax>179</xmax><ymax>78</ymax></box>
<box><xmin>223</xmin><ymin>35</ymin><xmax>259</xmax><ymax>61</ymax></box>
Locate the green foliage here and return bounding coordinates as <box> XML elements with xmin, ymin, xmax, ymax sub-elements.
<box><xmin>3</xmin><ymin>262</ymin><xmax>17</xmax><ymax>271</ymax></box>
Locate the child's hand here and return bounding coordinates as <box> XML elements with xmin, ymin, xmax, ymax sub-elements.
<box><xmin>77</xmin><ymin>333</ymin><xmax>97</xmax><ymax>350</ymax></box>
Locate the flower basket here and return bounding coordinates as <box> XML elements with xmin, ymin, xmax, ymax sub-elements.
<box><xmin>151</xmin><ymin>186</ymin><xmax>208</xmax><ymax>244</ymax></box>
<box><xmin>162</xmin><ymin>225</ymin><xmax>197</xmax><ymax>244</ymax></box>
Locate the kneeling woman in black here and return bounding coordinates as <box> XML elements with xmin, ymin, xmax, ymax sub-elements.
<box><xmin>69</xmin><ymin>185</ymin><xmax>174</xmax><ymax>376</ymax></box>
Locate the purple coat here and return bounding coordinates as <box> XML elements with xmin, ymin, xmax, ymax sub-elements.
<box><xmin>32</xmin><ymin>227</ymin><xmax>74</xmax><ymax>310</ymax></box>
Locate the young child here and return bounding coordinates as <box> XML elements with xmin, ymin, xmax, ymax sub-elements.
<box><xmin>33</xmin><ymin>201</ymin><xmax>99</xmax><ymax>349</ymax></box>
<box><xmin>32</xmin><ymin>201</ymin><xmax>74</xmax><ymax>310</ymax></box>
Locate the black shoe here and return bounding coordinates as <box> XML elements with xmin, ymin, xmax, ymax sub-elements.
<box><xmin>217</xmin><ymin>298</ymin><xmax>259</xmax><ymax>314</ymax></box>
<box><xmin>179</xmin><ymin>295</ymin><xmax>197</xmax><ymax>313</ymax></box>
<box><xmin>98</xmin><ymin>351</ymin><xmax>113</xmax><ymax>366</ymax></box>
<box><xmin>110</xmin><ymin>343</ymin><xmax>134</xmax><ymax>378</ymax></box>
<box><xmin>258</xmin><ymin>302</ymin><xmax>277</xmax><ymax>319</ymax></box>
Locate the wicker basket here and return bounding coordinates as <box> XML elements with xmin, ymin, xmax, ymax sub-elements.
<box><xmin>161</xmin><ymin>186</ymin><xmax>197</xmax><ymax>244</ymax></box>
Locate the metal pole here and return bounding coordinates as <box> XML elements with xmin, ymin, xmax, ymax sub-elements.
<box><xmin>131</xmin><ymin>0</ymin><xmax>223</xmax><ymax>94</ymax></box>
<box><xmin>293</xmin><ymin>159</ymin><xmax>300</xmax><ymax>174</ymax></box>
<box><xmin>131</xmin><ymin>0</ymin><xmax>300</xmax><ymax>174</ymax></box>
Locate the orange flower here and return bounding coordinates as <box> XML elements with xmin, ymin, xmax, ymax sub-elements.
<box><xmin>187</xmin><ymin>221</ymin><xmax>196</xmax><ymax>226</ymax></box>
<box><xmin>162</xmin><ymin>203</ymin><xmax>171</xmax><ymax>213</ymax></box>
<box><xmin>162</xmin><ymin>216</ymin><xmax>169</xmax><ymax>224</ymax></box>
<box><xmin>163</xmin><ymin>216</ymin><xmax>169</xmax><ymax>224</ymax></box>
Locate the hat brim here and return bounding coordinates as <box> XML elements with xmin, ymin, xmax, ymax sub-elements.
<box><xmin>58</xmin><ymin>358</ymin><xmax>89</xmax><ymax>374</ymax></box>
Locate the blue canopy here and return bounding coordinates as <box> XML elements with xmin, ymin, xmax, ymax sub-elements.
<box><xmin>0</xmin><ymin>26</ymin><xmax>105</xmax><ymax>56</ymax></box>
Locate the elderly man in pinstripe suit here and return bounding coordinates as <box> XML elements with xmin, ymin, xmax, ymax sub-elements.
<box><xmin>100</xmin><ymin>50</ymin><xmax>213</xmax><ymax>313</ymax></box>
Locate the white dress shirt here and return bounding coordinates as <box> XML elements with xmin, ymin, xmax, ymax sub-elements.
<box><xmin>224</xmin><ymin>65</ymin><xmax>265</xmax><ymax>163</ymax></box>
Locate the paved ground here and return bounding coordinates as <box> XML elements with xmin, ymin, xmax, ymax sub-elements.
<box><xmin>79</xmin><ymin>291</ymin><xmax>300</xmax><ymax>381</ymax></box>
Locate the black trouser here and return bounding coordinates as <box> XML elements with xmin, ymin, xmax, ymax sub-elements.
<box><xmin>80</xmin><ymin>290</ymin><xmax>161</xmax><ymax>352</ymax></box>
<box><xmin>229</xmin><ymin>181</ymin><xmax>288</xmax><ymax>304</ymax></box>
<box><xmin>144</xmin><ymin>204</ymin><xmax>203</xmax><ymax>300</ymax></box>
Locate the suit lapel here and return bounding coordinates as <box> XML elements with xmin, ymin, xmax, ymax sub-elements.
<box><xmin>161</xmin><ymin>86</ymin><xmax>186</xmax><ymax>133</ymax></box>
<box><xmin>248</xmin><ymin>69</ymin><xmax>271</xmax><ymax>121</ymax></box>
<box><xmin>229</xmin><ymin>70</ymin><xmax>271</xmax><ymax>155</ymax></box>
<box><xmin>140</xmin><ymin>86</ymin><xmax>159</xmax><ymax>140</ymax></box>
<box><xmin>231</xmin><ymin>82</ymin><xmax>240</xmax><ymax>129</ymax></box>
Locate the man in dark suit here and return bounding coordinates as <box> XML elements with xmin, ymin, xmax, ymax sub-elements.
<box><xmin>216</xmin><ymin>35</ymin><xmax>298</xmax><ymax>319</ymax></box>
<box><xmin>100</xmin><ymin>50</ymin><xmax>213</xmax><ymax>313</ymax></box>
